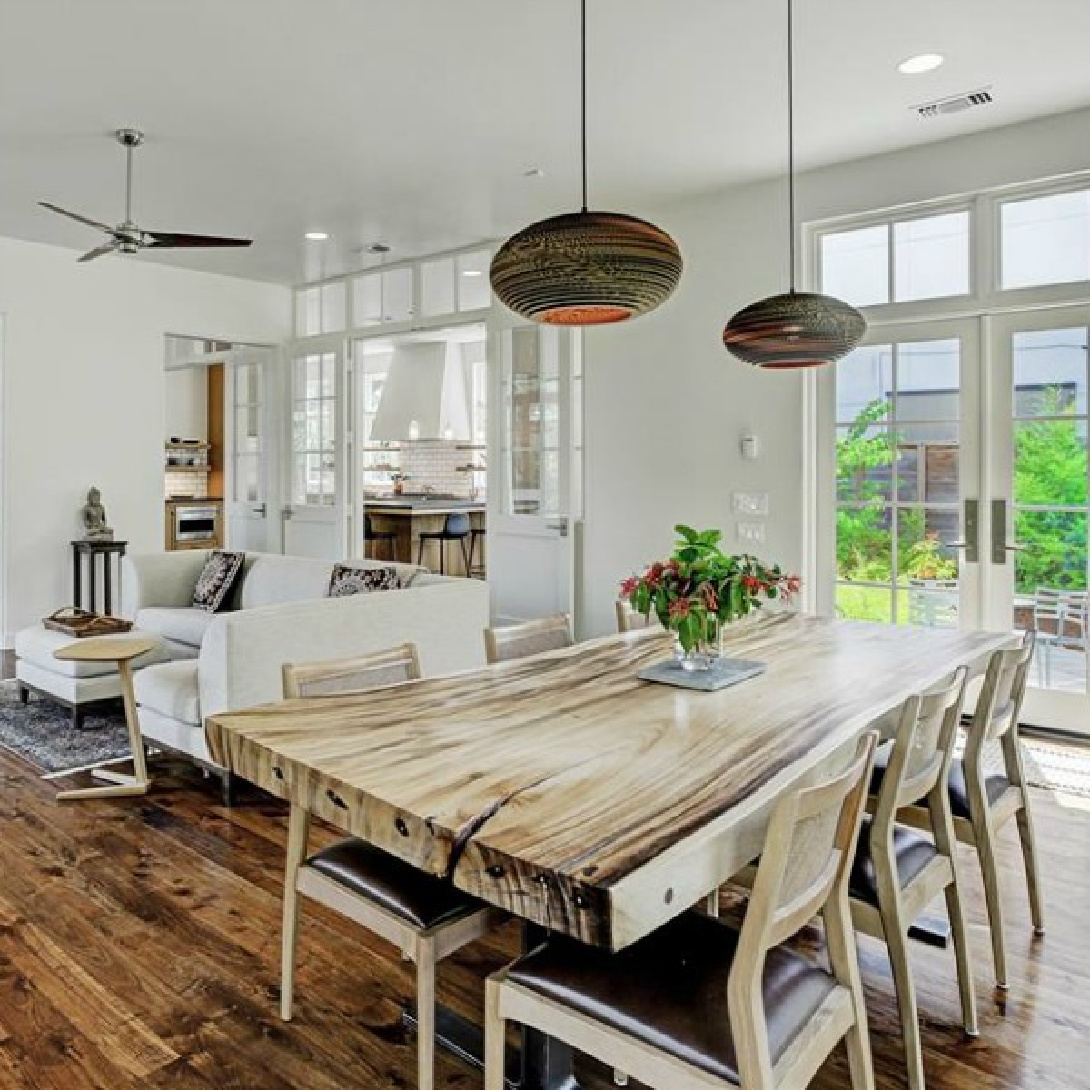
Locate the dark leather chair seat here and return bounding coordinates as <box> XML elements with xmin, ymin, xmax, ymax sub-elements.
<box><xmin>849</xmin><ymin>815</ymin><xmax>939</xmax><ymax>906</ymax></box>
<box><xmin>871</xmin><ymin>745</ymin><xmax>1009</xmax><ymax>821</ymax></box>
<box><xmin>505</xmin><ymin>910</ymin><xmax>836</xmax><ymax>1084</ymax></box>
<box><xmin>306</xmin><ymin>838</ymin><xmax>482</xmax><ymax>931</ymax></box>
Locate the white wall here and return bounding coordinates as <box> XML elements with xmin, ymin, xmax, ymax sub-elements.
<box><xmin>164</xmin><ymin>366</ymin><xmax>209</xmax><ymax>442</ymax></box>
<box><xmin>580</xmin><ymin>106</ymin><xmax>1090</xmax><ymax>637</ymax></box>
<box><xmin>0</xmin><ymin>236</ymin><xmax>289</xmax><ymax>641</ymax></box>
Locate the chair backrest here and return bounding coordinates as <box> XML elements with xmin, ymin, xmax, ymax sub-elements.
<box><xmin>1033</xmin><ymin>587</ymin><xmax>1063</xmax><ymax>631</ymax></box>
<box><xmin>968</xmin><ymin>630</ymin><xmax>1035</xmax><ymax>745</ymax></box>
<box><xmin>484</xmin><ymin>614</ymin><xmax>573</xmax><ymax>665</ymax></box>
<box><xmin>874</xmin><ymin>667</ymin><xmax>968</xmax><ymax>818</ymax></box>
<box><xmin>1059</xmin><ymin>590</ymin><xmax>1088</xmax><ymax>646</ymax></box>
<box><xmin>282</xmin><ymin>642</ymin><xmax>422</xmax><ymax>699</ymax></box>
<box><xmin>614</xmin><ymin>600</ymin><xmax>657</xmax><ymax>633</ymax></box>
<box><xmin>444</xmin><ymin>512</ymin><xmax>471</xmax><ymax>537</ymax></box>
<box><xmin>728</xmin><ymin>732</ymin><xmax>878</xmax><ymax>1084</ymax></box>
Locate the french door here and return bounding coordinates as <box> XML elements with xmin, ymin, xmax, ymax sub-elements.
<box><xmin>282</xmin><ymin>345</ymin><xmax>347</xmax><ymax>559</ymax></box>
<box><xmin>824</xmin><ymin>310</ymin><xmax>1090</xmax><ymax>736</ymax></box>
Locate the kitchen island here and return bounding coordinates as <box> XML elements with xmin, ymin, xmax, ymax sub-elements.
<box><xmin>364</xmin><ymin>496</ymin><xmax>485</xmax><ymax>576</ymax></box>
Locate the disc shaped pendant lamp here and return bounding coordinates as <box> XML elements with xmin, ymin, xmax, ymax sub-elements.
<box><xmin>490</xmin><ymin>0</ymin><xmax>682</xmax><ymax>326</ymax></box>
<box><xmin>722</xmin><ymin>0</ymin><xmax>865</xmax><ymax>368</ymax></box>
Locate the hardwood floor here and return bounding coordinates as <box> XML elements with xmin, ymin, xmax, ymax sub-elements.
<box><xmin>0</xmin><ymin>747</ymin><xmax>1087</xmax><ymax>1089</ymax></box>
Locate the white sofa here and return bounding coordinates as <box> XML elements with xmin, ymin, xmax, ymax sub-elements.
<box><xmin>122</xmin><ymin>550</ymin><xmax>490</xmax><ymax>798</ymax></box>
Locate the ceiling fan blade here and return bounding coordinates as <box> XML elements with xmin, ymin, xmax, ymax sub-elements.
<box><xmin>77</xmin><ymin>242</ymin><xmax>120</xmax><ymax>263</ymax></box>
<box><xmin>38</xmin><ymin>201</ymin><xmax>113</xmax><ymax>233</ymax></box>
<box><xmin>143</xmin><ymin>231</ymin><xmax>252</xmax><ymax>250</ymax></box>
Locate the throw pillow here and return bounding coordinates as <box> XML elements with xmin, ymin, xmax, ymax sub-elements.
<box><xmin>192</xmin><ymin>550</ymin><xmax>245</xmax><ymax>612</ymax></box>
<box><xmin>328</xmin><ymin>563</ymin><xmax>404</xmax><ymax>598</ymax></box>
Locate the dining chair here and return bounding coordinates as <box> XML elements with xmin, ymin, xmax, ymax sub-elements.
<box><xmin>615</xmin><ymin>600</ymin><xmax>657</xmax><ymax>633</ymax></box>
<box><xmin>484</xmin><ymin>613</ymin><xmax>573</xmax><ymax>665</ymax></box>
<box><xmin>280</xmin><ymin>642</ymin><xmax>502</xmax><ymax>1090</ymax></box>
<box><xmin>876</xmin><ymin>631</ymin><xmax>1043</xmax><ymax>990</ymax></box>
<box><xmin>484</xmin><ymin>733</ymin><xmax>880</xmax><ymax>1090</ymax></box>
<box><xmin>849</xmin><ymin>667</ymin><xmax>976</xmax><ymax>1090</ymax></box>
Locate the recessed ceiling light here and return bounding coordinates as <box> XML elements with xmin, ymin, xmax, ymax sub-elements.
<box><xmin>305</xmin><ymin>231</ymin><xmax>329</xmax><ymax>241</ymax></box>
<box><xmin>462</xmin><ymin>269</ymin><xmax>483</xmax><ymax>277</ymax></box>
<box><xmin>898</xmin><ymin>53</ymin><xmax>945</xmax><ymax>75</ymax></box>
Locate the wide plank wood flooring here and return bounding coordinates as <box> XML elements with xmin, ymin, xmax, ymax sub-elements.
<box><xmin>0</xmin><ymin>747</ymin><xmax>1087</xmax><ymax>1088</ymax></box>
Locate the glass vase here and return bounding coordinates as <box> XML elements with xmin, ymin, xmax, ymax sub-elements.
<box><xmin>672</xmin><ymin>616</ymin><xmax>723</xmax><ymax>671</ymax></box>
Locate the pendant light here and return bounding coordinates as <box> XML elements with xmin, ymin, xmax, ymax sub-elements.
<box><xmin>489</xmin><ymin>0</ymin><xmax>682</xmax><ymax>325</ymax></box>
<box><xmin>722</xmin><ymin>0</ymin><xmax>865</xmax><ymax>368</ymax></box>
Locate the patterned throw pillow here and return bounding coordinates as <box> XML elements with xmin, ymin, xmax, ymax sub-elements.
<box><xmin>192</xmin><ymin>551</ymin><xmax>245</xmax><ymax>612</ymax></box>
<box><xmin>328</xmin><ymin>564</ymin><xmax>404</xmax><ymax>598</ymax></box>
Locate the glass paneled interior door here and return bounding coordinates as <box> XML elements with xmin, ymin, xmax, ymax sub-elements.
<box><xmin>988</xmin><ymin>309</ymin><xmax>1090</xmax><ymax>734</ymax></box>
<box><xmin>283</xmin><ymin>347</ymin><xmax>346</xmax><ymax>559</ymax></box>
<box><xmin>828</xmin><ymin>320</ymin><xmax>981</xmax><ymax>633</ymax></box>
<box><xmin>486</xmin><ymin>322</ymin><xmax>581</xmax><ymax>625</ymax></box>
<box><xmin>224</xmin><ymin>348</ymin><xmax>278</xmax><ymax>552</ymax></box>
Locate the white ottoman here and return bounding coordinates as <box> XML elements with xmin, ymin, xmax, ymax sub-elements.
<box><xmin>15</xmin><ymin>624</ymin><xmax>170</xmax><ymax>728</ymax></box>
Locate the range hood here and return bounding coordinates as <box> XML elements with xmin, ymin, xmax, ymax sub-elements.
<box><xmin>370</xmin><ymin>342</ymin><xmax>471</xmax><ymax>442</ymax></box>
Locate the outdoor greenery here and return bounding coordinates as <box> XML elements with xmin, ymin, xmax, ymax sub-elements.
<box><xmin>836</xmin><ymin>388</ymin><xmax>1088</xmax><ymax>616</ymax></box>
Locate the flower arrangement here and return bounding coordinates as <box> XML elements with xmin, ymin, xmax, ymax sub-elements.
<box><xmin>620</xmin><ymin>525</ymin><xmax>799</xmax><ymax>666</ymax></box>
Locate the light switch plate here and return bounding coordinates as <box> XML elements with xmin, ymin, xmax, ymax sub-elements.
<box><xmin>737</xmin><ymin>521</ymin><xmax>766</xmax><ymax>544</ymax></box>
<box><xmin>732</xmin><ymin>492</ymin><xmax>769</xmax><ymax>516</ymax></box>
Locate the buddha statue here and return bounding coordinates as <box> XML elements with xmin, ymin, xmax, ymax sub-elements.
<box><xmin>81</xmin><ymin>486</ymin><xmax>113</xmax><ymax>541</ymax></box>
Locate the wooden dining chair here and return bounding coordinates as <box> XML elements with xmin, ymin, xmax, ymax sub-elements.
<box><xmin>615</xmin><ymin>600</ymin><xmax>657</xmax><ymax>633</ymax></box>
<box><xmin>484</xmin><ymin>613</ymin><xmax>573</xmax><ymax>665</ymax></box>
<box><xmin>484</xmin><ymin>733</ymin><xmax>880</xmax><ymax>1090</ymax></box>
<box><xmin>849</xmin><ymin>668</ymin><xmax>976</xmax><ymax>1090</ymax></box>
<box><xmin>280</xmin><ymin>642</ymin><xmax>502</xmax><ymax>1090</ymax></box>
<box><xmin>877</xmin><ymin>630</ymin><xmax>1043</xmax><ymax>991</ymax></box>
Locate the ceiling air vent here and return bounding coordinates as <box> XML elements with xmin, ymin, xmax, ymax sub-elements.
<box><xmin>914</xmin><ymin>87</ymin><xmax>993</xmax><ymax>119</ymax></box>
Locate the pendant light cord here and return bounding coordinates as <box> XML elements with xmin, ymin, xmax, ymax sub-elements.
<box><xmin>580</xmin><ymin>0</ymin><xmax>588</xmax><ymax>212</ymax></box>
<box><xmin>787</xmin><ymin>0</ymin><xmax>796</xmax><ymax>292</ymax></box>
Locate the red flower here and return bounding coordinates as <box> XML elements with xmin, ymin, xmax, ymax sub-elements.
<box><xmin>619</xmin><ymin>576</ymin><xmax>640</xmax><ymax>598</ymax></box>
<box><xmin>742</xmin><ymin>575</ymin><xmax>761</xmax><ymax>594</ymax></box>
<box><xmin>645</xmin><ymin>561</ymin><xmax>666</xmax><ymax>588</ymax></box>
<box><xmin>669</xmin><ymin>598</ymin><xmax>691</xmax><ymax>619</ymax></box>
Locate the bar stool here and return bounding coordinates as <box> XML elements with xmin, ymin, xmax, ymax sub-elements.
<box><xmin>416</xmin><ymin>513</ymin><xmax>471</xmax><ymax>574</ymax></box>
<box><xmin>467</xmin><ymin>526</ymin><xmax>486</xmax><ymax>578</ymax></box>
<box><xmin>364</xmin><ymin>514</ymin><xmax>397</xmax><ymax>561</ymax></box>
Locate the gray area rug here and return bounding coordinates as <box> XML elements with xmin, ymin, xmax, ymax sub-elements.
<box><xmin>0</xmin><ymin>681</ymin><xmax>130</xmax><ymax>774</ymax></box>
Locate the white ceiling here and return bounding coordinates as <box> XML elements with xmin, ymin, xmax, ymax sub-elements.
<box><xmin>2</xmin><ymin>0</ymin><xmax>1089</xmax><ymax>285</ymax></box>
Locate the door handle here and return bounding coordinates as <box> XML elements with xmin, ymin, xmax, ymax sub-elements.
<box><xmin>253</xmin><ymin>503</ymin><xmax>267</xmax><ymax>518</ymax></box>
<box><xmin>546</xmin><ymin>521</ymin><xmax>568</xmax><ymax>538</ymax></box>
<box><xmin>990</xmin><ymin>499</ymin><xmax>1019</xmax><ymax>565</ymax></box>
<box><xmin>945</xmin><ymin>499</ymin><xmax>979</xmax><ymax>563</ymax></box>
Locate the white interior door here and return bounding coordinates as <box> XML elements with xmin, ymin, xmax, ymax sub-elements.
<box><xmin>224</xmin><ymin>348</ymin><xmax>279</xmax><ymax>553</ymax></box>
<box><xmin>283</xmin><ymin>346</ymin><xmax>347</xmax><ymax>559</ymax></box>
<box><xmin>486</xmin><ymin>322</ymin><xmax>581</xmax><ymax>625</ymax></box>
<box><xmin>988</xmin><ymin>308</ymin><xmax>1090</xmax><ymax>735</ymax></box>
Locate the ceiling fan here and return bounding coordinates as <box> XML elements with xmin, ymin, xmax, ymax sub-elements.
<box><xmin>38</xmin><ymin>128</ymin><xmax>253</xmax><ymax>263</ymax></box>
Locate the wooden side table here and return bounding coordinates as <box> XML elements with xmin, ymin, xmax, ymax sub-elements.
<box><xmin>72</xmin><ymin>539</ymin><xmax>128</xmax><ymax>616</ymax></box>
<box><xmin>53</xmin><ymin>634</ymin><xmax>158</xmax><ymax>801</ymax></box>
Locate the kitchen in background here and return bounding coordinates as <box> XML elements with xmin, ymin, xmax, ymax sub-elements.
<box><xmin>357</xmin><ymin>324</ymin><xmax>487</xmax><ymax>576</ymax></box>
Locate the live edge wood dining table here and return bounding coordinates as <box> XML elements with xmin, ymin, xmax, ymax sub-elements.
<box><xmin>205</xmin><ymin>614</ymin><xmax>1012</xmax><ymax>1089</ymax></box>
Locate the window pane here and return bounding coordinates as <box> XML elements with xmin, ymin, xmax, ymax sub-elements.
<box><xmin>1002</xmin><ymin>189</ymin><xmax>1090</xmax><ymax>290</ymax></box>
<box><xmin>382</xmin><ymin>268</ymin><xmax>413</xmax><ymax>322</ymax></box>
<box><xmin>836</xmin><ymin>583</ymin><xmax>893</xmax><ymax>623</ymax></box>
<box><xmin>893</xmin><ymin>212</ymin><xmax>970</xmax><ymax>302</ymax></box>
<box><xmin>457</xmin><ymin>251</ymin><xmax>492</xmax><ymax>310</ymax></box>
<box><xmin>1014</xmin><ymin>509</ymin><xmax>1087</xmax><ymax>594</ymax></box>
<box><xmin>836</xmin><ymin>505</ymin><xmax>892</xmax><ymax>583</ymax></box>
<box><xmin>836</xmin><ymin>425</ymin><xmax>893</xmax><ymax>503</ymax></box>
<box><xmin>899</xmin><ymin>508</ymin><xmax>959</xmax><ymax>587</ymax></box>
<box><xmin>820</xmin><ymin>225</ymin><xmax>889</xmax><ymax>307</ymax></box>
<box><xmin>321</xmin><ymin>282</ymin><xmax>346</xmax><ymax>333</ymax></box>
<box><xmin>1014</xmin><ymin>420</ymin><xmax>1087</xmax><ymax>507</ymax></box>
<box><xmin>1013</xmin><ymin>328</ymin><xmax>1088</xmax><ymax>416</ymax></box>
<box><xmin>421</xmin><ymin>258</ymin><xmax>455</xmax><ymax>316</ymax></box>
<box><xmin>353</xmin><ymin>274</ymin><xmax>383</xmax><ymax>326</ymax></box>
<box><xmin>896</xmin><ymin>339</ymin><xmax>960</xmax><ymax>423</ymax></box>
<box><xmin>836</xmin><ymin>345</ymin><xmax>892</xmax><ymax>423</ymax></box>
<box><xmin>295</xmin><ymin>287</ymin><xmax>321</xmax><ymax>336</ymax></box>
<box><xmin>234</xmin><ymin>454</ymin><xmax>260</xmax><ymax>503</ymax></box>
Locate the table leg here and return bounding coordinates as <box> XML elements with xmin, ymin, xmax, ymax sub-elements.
<box><xmin>57</xmin><ymin>660</ymin><xmax>150</xmax><ymax>801</ymax></box>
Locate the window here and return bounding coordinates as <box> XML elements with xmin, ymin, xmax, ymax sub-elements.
<box><xmin>819</xmin><ymin>212</ymin><xmax>970</xmax><ymax>307</ymax></box>
<box><xmin>232</xmin><ymin>363</ymin><xmax>263</xmax><ymax>503</ymax></box>
<box><xmin>294</xmin><ymin>283</ymin><xmax>346</xmax><ymax>336</ymax></box>
<box><xmin>291</xmin><ymin>353</ymin><xmax>337</xmax><ymax>505</ymax></box>
<box><xmin>351</xmin><ymin>268</ymin><xmax>413</xmax><ymax>326</ymax></box>
<box><xmin>457</xmin><ymin>250</ymin><xmax>492</xmax><ymax>311</ymax></box>
<box><xmin>1001</xmin><ymin>188</ymin><xmax>1090</xmax><ymax>290</ymax></box>
<box><xmin>834</xmin><ymin>339</ymin><xmax>962</xmax><ymax>627</ymax></box>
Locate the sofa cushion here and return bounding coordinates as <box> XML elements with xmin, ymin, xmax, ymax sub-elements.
<box><xmin>237</xmin><ymin>552</ymin><xmax>425</xmax><ymax>610</ymax></box>
<box><xmin>193</xmin><ymin>551</ymin><xmax>245</xmax><ymax>612</ymax></box>
<box><xmin>135</xmin><ymin>607</ymin><xmax>217</xmax><ymax>650</ymax></box>
<box><xmin>16</xmin><ymin>624</ymin><xmax>169</xmax><ymax>678</ymax></box>
<box><xmin>328</xmin><ymin>563</ymin><xmax>404</xmax><ymax>597</ymax></box>
<box><xmin>134</xmin><ymin>660</ymin><xmax>201</xmax><ymax>727</ymax></box>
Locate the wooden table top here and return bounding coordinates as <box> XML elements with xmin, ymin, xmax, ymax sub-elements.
<box><xmin>206</xmin><ymin>614</ymin><xmax>1012</xmax><ymax>949</ymax></box>
<box><xmin>54</xmin><ymin>634</ymin><xmax>159</xmax><ymax>662</ymax></box>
